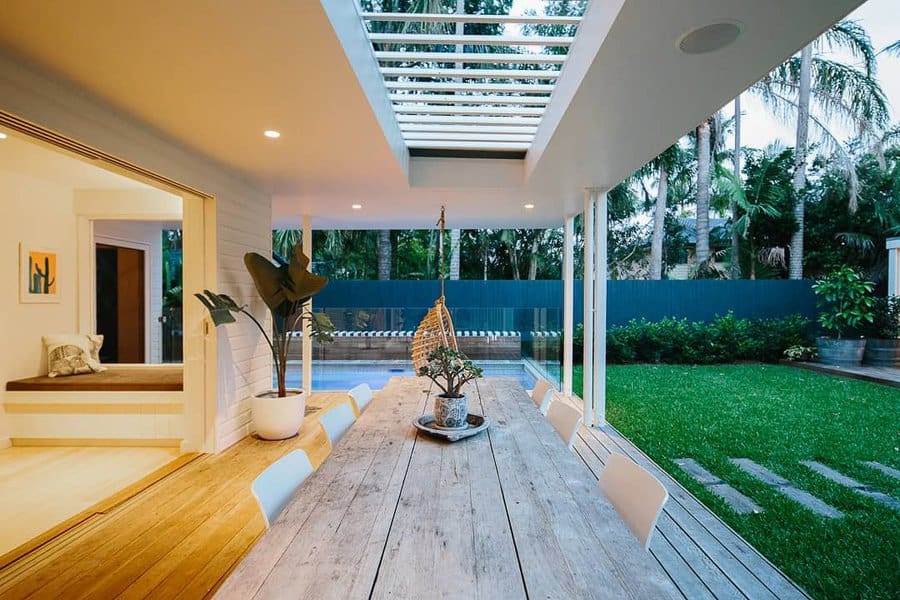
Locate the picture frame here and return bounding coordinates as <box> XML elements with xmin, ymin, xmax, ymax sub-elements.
<box><xmin>19</xmin><ymin>243</ymin><xmax>60</xmax><ymax>303</ymax></box>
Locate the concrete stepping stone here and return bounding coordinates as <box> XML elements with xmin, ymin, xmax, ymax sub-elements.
<box><xmin>802</xmin><ymin>461</ymin><xmax>900</xmax><ymax>511</ymax></box>
<box><xmin>674</xmin><ymin>458</ymin><xmax>763</xmax><ymax>515</ymax></box>
<box><xmin>862</xmin><ymin>461</ymin><xmax>900</xmax><ymax>481</ymax></box>
<box><xmin>729</xmin><ymin>458</ymin><xmax>844</xmax><ymax>518</ymax></box>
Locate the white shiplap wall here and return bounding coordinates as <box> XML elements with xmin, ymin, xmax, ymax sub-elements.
<box><xmin>0</xmin><ymin>52</ymin><xmax>272</xmax><ymax>452</ymax></box>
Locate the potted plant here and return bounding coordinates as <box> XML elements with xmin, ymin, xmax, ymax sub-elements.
<box><xmin>196</xmin><ymin>245</ymin><xmax>334</xmax><ymax>440</ymax></box>
<box><xmin>811</xmin><ymin>266</ymin><xmax>875</xmax><ymax>366</ymax></box>
<box><xmin>417</xmin><ymin>346</ymin><xmax>483</xmax><ymax>429</ymax></box>
<box><xmin>863</xmin><ymin>295</ymin><xmax>900</xmax><ymax>367</ymax></box>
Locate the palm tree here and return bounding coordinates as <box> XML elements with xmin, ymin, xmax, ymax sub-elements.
<box><xmin>882</xmin><ymin>40</ymin><xmax>900</xmax><ymax>56</ymax></box>
<box><xmin>377</xmin><ymin>230</ymin><xmax>391</xmax><ymax>280</ymax></box>
<box><xmin>695</xmin><ymin>118</ymin><xmax>712</xmax><ymax>264</ymax></box>
<box><xmin>272</xmin><ymin>229</ymin><xmax>301</xmax><ymax>259</ymax></box>
<box><xmin>753</xmin><ymin>20</ymin><xmax>889</xmax><ymax>278</ymax></box>
<box><xmin>731</xmin><ymin>94</ymin><xmax>742</xmax><ymax>278</ymax></box>
<box><xmin>646</xmin><ymin>145</ymin><xmax>683</xmax><ymax>279</ymax></box>
<box><xmin>449</xmin><ymin>228</ymin><xmax>461</xmax><ymax>280</ymax></box>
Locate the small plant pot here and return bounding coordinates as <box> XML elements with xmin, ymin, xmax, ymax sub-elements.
<box><xmin>816</xmin><ymin>337</ymin><xmax>866</xmax><ymax>367</ymax></box>
<box><xmin>251</xmin><ymin>389</ymin><xmax>305</xmax><ymax>440</ymax></box>
<box><xmin>863</xmin><ymin>338</ymin><xmax>900</xmax><ymax>367</ymax></box>
<box><xmin>433</xmin><ymin>393</ymin><xmax>469</xmax><ymax>430</ymax></box>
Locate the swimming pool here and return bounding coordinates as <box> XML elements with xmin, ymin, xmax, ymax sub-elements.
<box><xmin>281</xmin><ymin>360</ymin><xmax>539</xmax><ymax>391</ymax></box>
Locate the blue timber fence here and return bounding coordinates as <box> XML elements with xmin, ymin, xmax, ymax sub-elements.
<box><xmin>312</xmin><ymin>280</ymin><xmax>818</xmax><ymax>331</ymax></box>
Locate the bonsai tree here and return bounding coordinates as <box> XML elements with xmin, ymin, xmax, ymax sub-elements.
<box><xmin>417</xmin><ymin>345</ymin><xmax>483</xmax><ymax>398</ymax></box>
<box><xmin>812</xmin><ymin>266</ymin><xmax>875</xmax><ymax>339</ymax></box>
<box><xmin>196</xmin><ymin>245</ymin><xmax>334</xmax><ymax>397</ymax></box>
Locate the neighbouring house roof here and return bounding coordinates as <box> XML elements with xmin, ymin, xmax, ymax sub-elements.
<box><xmin>676</xmin><ymin>218</ymin><xmax>731</xmax><ymax>246</ymax></box>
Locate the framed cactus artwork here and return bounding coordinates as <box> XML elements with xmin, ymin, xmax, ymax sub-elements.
<box><xmin>19</xmin><ymin>244</ymin><xmax>59</xmax><ymax>303</ymax></box>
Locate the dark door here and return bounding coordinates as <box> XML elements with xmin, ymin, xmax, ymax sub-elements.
<box><xmin>96</xmin><ymin>244</ymin><xmax>145</xmax><ymax>363</ymax></box>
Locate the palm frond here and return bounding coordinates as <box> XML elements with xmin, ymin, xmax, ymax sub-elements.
<box><xmin>817</xmin><ymin>20</ymin><xmax>878</xmax><ymax>77</ymax></box>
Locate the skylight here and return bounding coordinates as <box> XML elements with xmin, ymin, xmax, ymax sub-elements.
<box><xmin>360</xmin><ymin>5</ymin><xmax>584</xmax><ymax>158</ymax></box>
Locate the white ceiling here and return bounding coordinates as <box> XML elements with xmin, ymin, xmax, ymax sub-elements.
<box><xmin>0</xmin><ymin>0</ymin><xmax>864</xmax><ymax>229</ymax></box>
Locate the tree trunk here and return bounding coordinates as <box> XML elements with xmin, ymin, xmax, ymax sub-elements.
<box><xmin>377</xmin><ymin>230</ymin><xmax>391</xmax><ymax>280</ymax></box>
<box><xmin>528</xmin><ymin>236</ymin><xmax>539</xmax><ymax>280</ymax></box>
<box><xmin>731</xmin><ymin>94</ymin><xmax>742</xmax><ymax>279</ymax></box>
<box><xmin>695</xmin><ymin>120</ymin><xmax>711</xmax><ymax>264</ymax></box>
<box><xmin>649</xmin><ymin>163</ymin><xmax>668</xmax><ymax>279</ymax></box>
<box><xmin>449</xmin><ymin>229</ymin><xmax>460</xmax><ymax>280</ymax></box>
<box><xmin>789</xmin><ymin>44</ymin><xmax>812</xmax><ymax>280</ymax></box>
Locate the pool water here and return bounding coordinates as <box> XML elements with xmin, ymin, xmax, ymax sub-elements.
<box><xmin>281</xmin><ymin>360</ymin><xmax>538</xmax><ymax>391</ymax></box>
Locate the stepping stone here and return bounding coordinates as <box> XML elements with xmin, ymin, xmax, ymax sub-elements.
<box><xmin>674</xmin><ymin>458</ymin><xmax>763</xmax><ymax>515</ymax></box>
<box><xmin>730</xmin><ymin>458</ymin><xmax>844</xmax><ymax>518</ymax></box>
<box><xmin>802</xmin><ymin>461</ymin><xmax>900</xmax><ymax>511</ymax></box>
<box><xmin>862</xmin><ymin>461</ymin><xmax>900</xmax><ymax>481</ymax></box>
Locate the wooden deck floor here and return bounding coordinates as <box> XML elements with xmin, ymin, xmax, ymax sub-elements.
<box><xmin>0</xmin><ymin>391</ymin><xmax>352</xmax><ymax>600</ymax></box>
<box><xmin>781</xmin><ymin>360</ymin><xmax>900</xmax><ymax>388</ymax></box>
<box><xmin>569</xmin><ymin>416</ymin><xmax>810</xmax><ymax>599</ymax></box>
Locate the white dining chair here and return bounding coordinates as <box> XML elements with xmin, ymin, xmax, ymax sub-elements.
<box><xmin>531</xmin><ymin>378</ymin><xmax>554</xmax><ymax>415</ymax></box>
<box><xmin>598</xmin><ymin>452</ymin><xmax>669</xmax><ymax>551</ymax></box>
<box><xmin>546</xmin><ymin>400</ymin><xmax>583</xmax><ymax>450</ymax></box>
<box><xmin>320</xmin><ymin>402</ymin><xmax>357</xmax><ymax>446</ymax></box>
<box><xmin>348</xmin><ymin>383</ymin><xmax>374</xmax><ymax>413</ymax></box>
<box><xmin>251</xmin><ymin>449</ymin><xmax>314</xmax><ymax>529</ymax></box>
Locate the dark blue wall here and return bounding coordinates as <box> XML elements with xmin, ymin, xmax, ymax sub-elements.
<box><xmin>314</xmin><ymin>280</ymin><xmax>818</xmax><ymax>329</ymax></box>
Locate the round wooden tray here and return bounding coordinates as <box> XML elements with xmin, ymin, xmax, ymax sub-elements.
<box><xmin>413</xmin><ymin>413</ymin><xmax>491</xmax><ymax>442</ymax></box>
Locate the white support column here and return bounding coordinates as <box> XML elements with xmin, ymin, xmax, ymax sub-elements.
<box><xmin>562</xmin><ymin>213</ymin><xmax>575</xmax><ymax>396</ymax></box>
<box><xmin>301</xmin><ymin>216</ymin><xmax>313</xmax><ymax>395</ymax></box>
<box><xmin>888</xmin><ymin>237</ymin><xmax>900</xmax><ymax>297</ymax></box>
<box><xmin>593</xmin><ymin>191</ymin><xmax>608</xmax><ymax>425</ymax></box>
<box><xmin>582</xmin><ymin>189</ymin><xmax>595</xmax><ymax>427</ymax></box>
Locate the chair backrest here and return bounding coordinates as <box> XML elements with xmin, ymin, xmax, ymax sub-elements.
<box><xmin>348</xmin><ymin>383</ymin><xmax>374</xmax><ymax>413</ymax></box>
<box><xmin>251</xmin><ymin>449</ymin><xmax>314</xmax><ymax>529</ymax></box>
<box><xmin>598</xmin><ymin>452</ymin><xmax>669</xmax><ymax>551</ymax></box>
<box><xmin>531</xmin><ymin>378</ymin><xmax>554</xmax><ymax>412</ymax></box>
<box><xmin>546</xmin><ymin>400</ymin><xmax>582</xmax><ymax>450</ymax></box>
<box><xmin>320</xmin><ymin>402</ymin><xmax>357</xmax><ymax>446</ymax></box>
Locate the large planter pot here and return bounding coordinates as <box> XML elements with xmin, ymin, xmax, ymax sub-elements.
<box><xmin>863</xmin><ymin>338</ymin><xmax>900</xmax><ymax>367</ymax></box>
<box><xmin>252</xmin><ymin>389</ymin><xmax>305</xmax><ymax>440</ymax></box>
<box><xmin>816</xmin><ymin>337</ymin><xmax>866</xmax><ymax>367</ymax></box>
<box><xmin>433</xmin><ymin>393</ymin><xmax>469</xmax><ymax>429</ymax></box>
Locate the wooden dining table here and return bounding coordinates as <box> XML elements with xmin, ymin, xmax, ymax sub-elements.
<box><xmin>216</xmin><ymin>377</ymin><xmax>678</xmax><ymax>599</ymax></box>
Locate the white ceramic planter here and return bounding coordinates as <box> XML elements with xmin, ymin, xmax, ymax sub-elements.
<box><xmin>251</xmin><ymin>389</ymin><xmax>305</xmax><ymax>440</ymax></box>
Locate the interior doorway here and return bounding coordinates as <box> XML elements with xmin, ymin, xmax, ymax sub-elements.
<box><xmin>96</xmin><ymin>243</ymin><xmax>146</xmax><ymax>363</ymax></box>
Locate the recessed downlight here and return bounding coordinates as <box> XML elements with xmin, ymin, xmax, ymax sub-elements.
<box><xmin>524</xmin><ymin>203</ymin><xmax>535</xmax><ymax>209</ymax></box>
<box><xmin>351</xmin><ymin>204</ymin><xmax>362</xmax><ymax>210</ymax></box>
<box><xmin>263</xmin><ymin>130</ymin><xmax>281</xmax><ymax>139</ymax></box>
<box><xmin>0</xmin><ymin>133</ymin><xmax>7</xmax><ymax>140</ymax></box>
<box><xmin>677</xmin><ymin>22</ymin><xmax>742</xmax><ymax>55</ymax></box>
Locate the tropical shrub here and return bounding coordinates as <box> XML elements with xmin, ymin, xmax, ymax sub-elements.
<box><xmin>862</xmin><ymin>295</ymin><xmax>900</xmax><ymax>339</ymax></box>
<box><xmin>812</xmin><ymin>266</ymin><xmax>875</xmax><ymax>338</ymax></box>
<box><xmin>783</xmin><ymin>345</ymin><xmax>818</xmax><ymax>361</ymax></box>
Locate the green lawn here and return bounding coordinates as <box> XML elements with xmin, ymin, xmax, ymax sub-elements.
<box><xmin>573</xmin><ymin>364</ymin><xmax>899</xmax><ymax>600</ymax></box>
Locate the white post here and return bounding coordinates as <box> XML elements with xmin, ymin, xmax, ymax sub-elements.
<box><xmin>888</xmin><ymin>238</ymin><xmax>900</xmax><ymax>297</ymax></box>
<box><xmin>562</xmin><ymin>214</ymin><xmax>575</xmax><ymax>396</ymax></box>
<box><xmin>593</xmin><ymin>191</ymin><xmax>608</xmax><ymax>425</ymax></box>
<box><xmin>582</xmin><ymin>189</ymin><xmax>595</xmax><ymax>426</ymax></box>
<box><xmin>301</xmin><ymin>216</ymin><xmax>313</xmax><ymax>395</ymax></box>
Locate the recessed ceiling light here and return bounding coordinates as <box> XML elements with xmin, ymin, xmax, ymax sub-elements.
<box><xmin>677</xmin><ymin>22</ymin><xmax>742</xmax><ymax>55</ymax></box>
<box><xmin>524</xmin><ymin>203</ymin><xmax>535</xmax><ymax>209</ymax></box>
<box><xmin>0</xmin><ymin>133</ymin><xmax>7</xmax><ymax>140</ymax></box>
<box><xmin>351</xmin><ymin>204</ymin><xmax>362</xmax><ymax>210</ymax></box>
<box><xmin>263</xmin><ymin>130</ymin><xmax>281</xmax><ymax>139</ymax></box>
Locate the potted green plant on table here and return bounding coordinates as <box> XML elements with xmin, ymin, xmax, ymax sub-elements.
<box><xmin>862</xmin><ymin>295</ymin><xmax>900</xmax><ymax>367</ymax></box>
<box><xmin>196</xmin><ymin>245</ymin><xmax>334</xmax><ymax>440</ymax></box>
<box><xmin>812</xmin><ymin>266</ymin><xmax>875</xmax><ymax>366</ymax></box>
<box><xmin>417</xmin><ymin>346</ymin><xmax>483</xmax><ymax>429</ymax></box>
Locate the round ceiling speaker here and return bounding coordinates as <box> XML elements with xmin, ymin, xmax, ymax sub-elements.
<box><xmin>677</xmin><ymin>22</ymin><xmax>742</xmax><ymax>55</ymax></box>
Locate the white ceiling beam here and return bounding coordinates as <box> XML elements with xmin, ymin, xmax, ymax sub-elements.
<box><xmin>400</xmin><ymin>123</ymin><xmax>539</xmax><ymax>134</ymax></box>
<box><xmin>380</xmin><ymin>67</ymin><xmax>560</xmax><ymax>79</ymax></box>
<box><xmin>368</xmin><ymin>34</ymin><xmax>573</xmax><ymax>46</ymax></box>
<box><xmin>403</xmin><ymin>132</ymin><xmax>534</xmax><ymax>142</ymax></box>
<box><xmin>360</xmin><ymin>12</ymin><xmax>582</xmax><ymax>25</ymax></box>
<box><xmin>394</xmin><ymin>104</ymin><xmax>545</xmax><ymax>116</ymax></box>
<box><xmin>406</xmin><ymin>140</ymin><xmax>531</xmax><ymax>151</ymax></box>
<box><xmin>390</xmin><ymin>93</ymin><xmax>550</xmax><ymax>105</ymax></box>
<box><xmin>375</xmin><ymin>51</ymin><xmax>566</xmax><ymax>64</ymax></box>
<box><xmin>386</xmin><ymin>81</ymin><xmax>554</xmax><ymax>93</ymax></box>
<box><xmin>396</xmin><ymin>114</ymin><xmax>542</xmax><ymax>125</ymax></box>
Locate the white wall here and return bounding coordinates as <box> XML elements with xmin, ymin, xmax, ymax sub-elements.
<box><xmin>0</xmin><ymin>53</ymin><xmax>273</xmax><ymax>452</ymax></box>
<box><xmin>92</xmin><ymin>220</ymin><xmax>166</xmax><ymax>364</ymax></box>
<box><xmin>0</xmin><ymin>171</ymin><xmax>78</xmax><ymax>446</ymax></box>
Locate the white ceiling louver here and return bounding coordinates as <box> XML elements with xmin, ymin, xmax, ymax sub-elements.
<box><xmin>360</xmin><ymin>7</ymin><xmax>582</xmax><ymax>157</ymax></box>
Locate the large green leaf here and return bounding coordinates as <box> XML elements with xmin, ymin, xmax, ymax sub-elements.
<box><xmin>244</xmin><ymin>252</ymin><xmax>287</xmax><ymax>312</ymax></box>
<box><xmin>194</xmin><ymin>290</ymin><xmax>238</xmax><ymax>326</ymax></box>
<box><xmin>284</xmin><ymin>246</ymin><xmax>328</xmax><ymax>303</ymax></box>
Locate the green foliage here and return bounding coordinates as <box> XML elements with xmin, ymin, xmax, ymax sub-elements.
<box><xmin>416</xmin><ymin>346</ymin><xmax>483</xmax><ymax>397</ymax></box>
<box><xmin>783</xmin><ymin>345</ymin><xmax>818</xmax><ymax>361</ymax></box>
<box><xmin>812</xmin><ymin>266</ymin><xmax>875</xmax><ymax>338</ymax></box>
<box><xmin>574</xmin><ymin>313</ymin><xmax>812</xmax><ymax>364</ymax></box>
<box><xmin>862</xmin><ymin>295</ymin><xmax>900</xmax><ymax>339</ymax></box>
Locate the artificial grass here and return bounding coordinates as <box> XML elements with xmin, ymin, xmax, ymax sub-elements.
<box><xmin>573</xmin><ymin>364</ymin><xmax>899</xmax><ymax>600</ymax></box>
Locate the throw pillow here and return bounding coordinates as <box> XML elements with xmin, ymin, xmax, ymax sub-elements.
<box><xmin>42</xmin><ymin>334</ymin><xmax>107</xmax><ymax>377</ymax></box>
